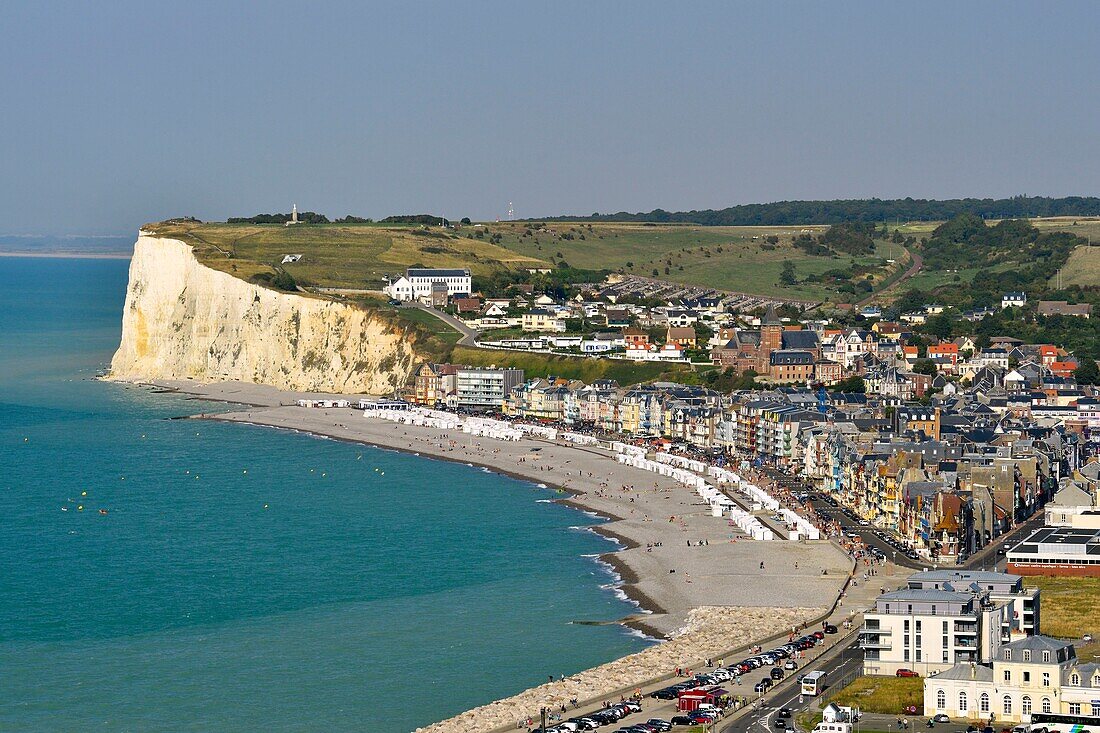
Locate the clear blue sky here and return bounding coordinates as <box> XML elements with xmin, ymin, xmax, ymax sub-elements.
<box><xmin>2</xmin><ymin>0</ymin><xmax>1099</xmax><ymax>234</ymax></box>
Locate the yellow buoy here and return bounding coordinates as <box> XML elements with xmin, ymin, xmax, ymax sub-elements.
<box><xmin>77</xmin><ymin>505</ymin><xmax>84</xmax><ymax>511</ymax></box>
<box><xmin>321</xmin><ymin>473</ymin><xmax>326</xmax><ymax>477</ymax></box>
<box><xmin>263</xmin><ymin>504</ymin><xmax>269</xmax><ymax>509</ymax></box>
<box><xmin>242</xmin><ymin>470</ymin><xmax>247</xmax><ymax>474</ymax></box>
<box><xmin>81</xmin><ymin>491</ymin><xmax>87</xmax><ymax>497</ymax></box>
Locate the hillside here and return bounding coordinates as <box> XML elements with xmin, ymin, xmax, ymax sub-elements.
<box><xmin>460</xmin><ymin>221</ymin><xmax>908</xmax><ymax>301</ymax></box>
<box><xmin>143</xmin><ymin>220</ymin><xmax>552</xmax><ymax>290</ymax></box>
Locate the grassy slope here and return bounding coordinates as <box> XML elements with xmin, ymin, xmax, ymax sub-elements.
<box><xmin>145</xmin><ymin>220</ymin><xmax>551</xmax><ymax>289</ymax></box>
<box><xmin>1052</xmin><ymin>245</ymin><xmax>1100</xmax><ymax>288</ymax></box>
<box><xmin>451</xmin><ymin>345</ymin><xmax>693</xmax><ymax>385</ymax></box>
<box><xmin>886</xmin><ymin>216</ymin><xmax>1100</xmax><ymax>295</ymax></box>
<box><xmin>489</xmin><ymin>222</ymin><xmax>907</xmax><ymax>301</ymax></box>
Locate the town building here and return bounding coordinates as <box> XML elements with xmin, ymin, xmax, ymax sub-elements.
<box><xmin>453</xmin><ymin>367</ymin><xmax>524</xmax><ymax>410</ymax></box>
<box><xmin>1037</xmin><ymin>301</ymin><xmax>1092</xmax><ymax>319</ymax></box>
<box><xmin>384</xmin><ymin>267</ymin><xmax>472</xmax><ymax>302</ymax></box>
<box><xmin>1005</xmin><ymin>526</ymin><xmax>1100</xmax><ymax>577</ymax></box>
<box><xmin>861</xmin><ymin>570</ymin><xmax>1039</xmax><ymax>677</ymax></box>
<box><xmin>522</xmin><ymin>308</ymin><xmax>567</xmax><ymax>332</ymax></box>
<box><xmin>924</xmin><ymin>636</ymin><xmax>1100</xmax><ymax>723</ymax></box>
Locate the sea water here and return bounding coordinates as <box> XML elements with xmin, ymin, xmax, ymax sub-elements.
<box><xmin>0</xmin><ymin>255</ymin><xmax>648</xmax><ymax>732</ymax></box>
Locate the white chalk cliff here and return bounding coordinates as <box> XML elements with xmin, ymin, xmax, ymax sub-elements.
<box><xmin>109</xmin><ymin>233</ymin><xmax>419</xmax><ymax>393</ymax></box>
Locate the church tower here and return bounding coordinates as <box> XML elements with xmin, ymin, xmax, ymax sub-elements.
<box><xmin>758</xmin><ymin>303</ymin><xmax>783</xmax><ymax>373</ymax></box>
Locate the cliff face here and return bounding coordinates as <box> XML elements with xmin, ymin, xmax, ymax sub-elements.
<box><xmin>109</xmin><ymin>233</ymin><xmax>419</xmax><ymax>394</ymax></box>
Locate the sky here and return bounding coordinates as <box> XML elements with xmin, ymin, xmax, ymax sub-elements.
<box><xmin>2</xmin><ymin>0</ymin><xmax>1099</xmax><ymax>235</ymax></box>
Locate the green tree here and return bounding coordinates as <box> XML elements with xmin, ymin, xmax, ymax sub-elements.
<box><xmin>924</xmin><ymin>313</ymin><xmax>954</xmax><ymax>340</ymax></box>
<box><xmin>913</xmin><ymin>359</ymin><xmax>938</xmax><ymax>376</ymax></box>
<box><xmin>779</xmin><ymin>260</ymin><xmax>797</xmax><ymax>286</ymax></box>
<box><xmin>832</xmin><ymin>376</ymin><xmax>866</xmax><ymax>393</ymax></box>
<box><xmin>1074</xmin><ymin>359</ymin><xmax>1100</xmax><ymax>385</ymax></box>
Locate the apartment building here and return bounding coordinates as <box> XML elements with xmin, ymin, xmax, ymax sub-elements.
<box><xmin>861</xmin><ymin>570</ymin><xmax>1039</xmax><ymax>677</ymax></box>
<box><xmin>454</xmin><ymin>368</ymin><xmax>524</xmax><ymax>410</ymax></box>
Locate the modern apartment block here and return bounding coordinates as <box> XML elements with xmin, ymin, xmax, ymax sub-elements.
<box><xmin>861</xmin><ymin>570</ymin><xmax>1040</xmax><ymax>677</ymax></box>
<box><xmin>454</xmin><ymin>368</ymin><xmax>524</xmax><ymax>410</ymax></box>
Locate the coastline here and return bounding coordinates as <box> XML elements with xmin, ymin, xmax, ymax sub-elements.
<box><xmin>0</xmin><ymin>250</ymin><xmax>132</xmax><ymax>259</ymax></box>
<box><xmin>130</xmin><ymin>379</ymin><xmax>854</xmax><ymax>634</ymax></box>
<box><xmin>121</xmin><ymin>378</ymin><xmax>868</xmax><ymax>732</ymax></box>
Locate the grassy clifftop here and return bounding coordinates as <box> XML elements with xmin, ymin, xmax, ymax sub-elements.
<box><xmin>143</xmin><ymin>220</ymin><xmax>551</xmax><ymax>290</ymax></box>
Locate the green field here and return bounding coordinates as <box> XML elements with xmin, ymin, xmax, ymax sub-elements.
<box><xmin>1052</xmin><ymin>245</ymin><xmax>1100</xmax><ymax>288</ymax></box>
<box><xmin>489</xmin><ymin>221</ymin><xmax>908</xmax><ymax>300</ymax></box>
<box><xmin>828</xmin><ymin>676</ymin><xmax>925</xmax><ymax>714</ymax></box>
<box><xmin>1028</xmin><ymin>576</ymin><xmax>1100</xmax><ymax>662</ymax></box>
<box><xmin>145</xmin><ymin>220</ymin><xmax>550</xmax><ymax>289</ymax></box>
<box><xmin>148</xmin><ymin>219</ymin><xmax>911</xmax><ymax>302</ymax></box>
<box><xmin>451</xmin><ymin>345</ymin><xmax>694</xmax><ymax>385</ymax></box>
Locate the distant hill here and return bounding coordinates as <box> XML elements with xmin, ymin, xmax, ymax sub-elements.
<box><xmin>542</xmin><ymin>196</ymin><xmax>1100</xmax><ymax>226</ymax></box>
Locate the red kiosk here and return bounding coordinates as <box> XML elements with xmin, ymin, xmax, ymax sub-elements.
<box><xmin>677</xmin><ymin>687</ymin><xmax>728</xmax><ymax>712</ymax></box>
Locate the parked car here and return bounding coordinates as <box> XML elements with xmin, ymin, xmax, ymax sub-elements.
<box><xmin>784</xmin><ymin>660</ymin><xmax>798</xmax><ymax>670</ymax></box>
<box><xmin>669</xmin><ymin>717</ymin><xmax>694</xmax><ymax>727</ymax></box>
<box><xmin>646</xmin><ymin>720</ymin><xmax>672</xmax><ymax>732</ymax></box>
<box><xmin>932</xmin><ymin>714</ymin><xmax>951</xmax><ymax>723</ymax></box>
<box><xmin>896</xmin><ymin>668</ymin><xmax>919</xmax><ymax>678</ymax></box>
<box><xmin>754</xmin><ymin>679</ymin><xmax>773</xmax><ymax>693</ymax></box>
<box><xmin>770</xmin><ymin>667</ymin><xmax>785</xmax><ymax>680</ymax></box>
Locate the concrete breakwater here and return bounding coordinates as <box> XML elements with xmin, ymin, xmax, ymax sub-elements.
<box><xmin>417</xmin><ymin>605</ymin><xmax>822</xmax><ymax>733</ymax></box>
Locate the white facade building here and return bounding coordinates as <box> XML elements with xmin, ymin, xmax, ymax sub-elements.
<box><xmin>861</xmin><ymin>571</ymin><xmax>1040</xmax><ymax>677</ymax></box>
<box><xmin>924</xmin><ymin>636</ymin><xmax>1100</xmax><ymax>724</ymax></box>
<box><xmin>384</xmin><ymin>268</ymin><xmax>471</xmax><ymax>302</ymax></box>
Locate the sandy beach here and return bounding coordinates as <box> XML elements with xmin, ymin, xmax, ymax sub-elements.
<box><xmin>124</xmin><ymin>378</ymin><xmax>892</xmax><ymax>731</ymax></box>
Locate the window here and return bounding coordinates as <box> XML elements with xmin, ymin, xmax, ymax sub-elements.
<box><xmin>1042</xmin><ymin>672</ymin><xmax>1050</xmax><ymax>687</ymax></box>
<box><xmin>1042</xmin><ymin>698</ymin><xmax>1051</xmax><ymax>714</ymax></box>
<box><xmin>1092</xmin><ymin>704</ymin><xmax>1100</xmax><ymax>717</ymax></box>
<box><xmin>980</xmin><ymin>694</ymin><xmax>990</xmax><ymax>714</ymax></box>
<box><xmin>1024</xmin><ymin>671</ymin><xmax>1031</xmax><ymax>683</ymax></box>
<box><xmin>1071</xmin><ymin>673</ymin><xmax>1080</xmax><ymax>685</ymax></box>
<box><xmin>1022</xmin><ymin>697</ymin><xmax>1032</xmax><ymax>716</ymax></box>
<box><xmin>1042</xmin><ymin>651</ymin><xmax>1050</xmax><ymax>662</ymax></box>
<box><xmin>1023</xmin><ymin>650</ymin><xmax>1031</xmax><ymax>662</ymax></box>
<box><xmin>936</xmin><ymin>690</ymin><xmax>946</xmax><ymax>710</ymax></box>
<box><xmin>1004</xmin><ymin>670</ymin><xmax>1012</xmax><ymax>682</ymax></box>
<box><xmin>959</xmin><ymin>692</ymin><xmax>968</xmax><ymax>713</ymax></box>
<box><xmin>1003</xmin><ymin>696</ymin><xmax>1013</xmax><ymax>716</ymax></box>
<box><xmin>1004</xmin><ymin>650</ymin><xmax>1012</xmax><ymax>661</ymax></box>
<box><xmin>1069</xmin><ymin>703</ymin><xmax>1081</xmax><ymax>716</ymax></box>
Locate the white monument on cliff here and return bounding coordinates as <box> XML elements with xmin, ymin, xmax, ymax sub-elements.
<box><xmin>285</xmin><ymin>204</ymin><xmax>300</xmax><ymax>227</ymax></box>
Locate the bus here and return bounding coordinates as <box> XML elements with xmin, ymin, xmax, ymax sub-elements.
<box><xmin>1027</xmin><ymin>712</ymin><xmax>1100</xmax><ymax>733</ymax></box>
<box><xmin>801</xmin><ymin>671</ymin><xmax>828</xmax><ymax>696</ymax></box>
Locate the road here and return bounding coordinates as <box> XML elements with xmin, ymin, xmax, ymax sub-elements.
<box><xmin>721</xmin><ymin>639</ymin><xmax>864</xmax><ymax>733</ymax></box>
<box><xmin>402</xmin><ymin>302</ymin><xmax>480</xmax><ymax>345</ymax></box>
<box><xmin>857</xmin><ymin>246</ymin><xmax>923</xmax><ymax>307</ymax></box>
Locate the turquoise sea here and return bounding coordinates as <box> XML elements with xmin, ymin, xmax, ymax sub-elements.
<box><xmin>0</xmin><ymin>256</ymin><xmax>648</xmax><ymax>732</ymax></box>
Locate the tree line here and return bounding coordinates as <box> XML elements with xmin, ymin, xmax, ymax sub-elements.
<box><xmin>541</xmin><ymin>196</ymin><xmax>1100</xmax><ymax>226</ymax></box>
